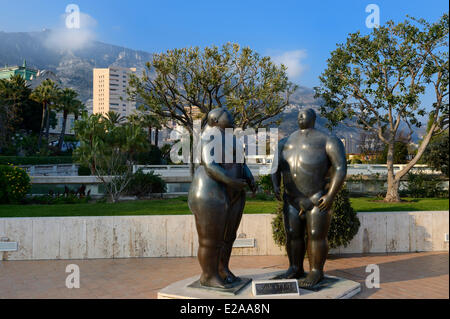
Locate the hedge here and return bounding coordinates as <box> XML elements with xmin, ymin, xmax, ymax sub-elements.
<box><xmin>0</xmin><ymin>156</ymin><xmax>73</xmax><ymax>165</ymax></box>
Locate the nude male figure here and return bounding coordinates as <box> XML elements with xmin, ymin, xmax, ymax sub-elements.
<box><xmin>271</xmin><ymin>108</ymin><xmax>347</xmax><ymax>288</ymax></box>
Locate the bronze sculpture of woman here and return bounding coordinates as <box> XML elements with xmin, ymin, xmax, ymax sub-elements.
<box><xmin>188</xmin><ymin>108</ymin><xmax>256</xmax><ymax>289</ymax></box>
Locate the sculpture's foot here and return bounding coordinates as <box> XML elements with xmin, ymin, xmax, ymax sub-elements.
<box><xmin>200</xmin><ymin>274</ymin><xmax>232</xmax><ymax>289</ymax></box>
<box><xmin>225</xmin><ymin>274</ymin><xmax>241</xmax><ymax>284</ymax></box>
<box><xmin>273</xmin><ymin>267</ymin><xmax>306</xmax><ymax>280</ymax></box>
<box><xmin>298</xmin><ymin>270</ymin><xmax>324</xmax><ymax>288</ymax></box>
<box><xmin>220</xmin><ymin>268</ymin><xmax>241</xmax><ymax>284</ymax></box>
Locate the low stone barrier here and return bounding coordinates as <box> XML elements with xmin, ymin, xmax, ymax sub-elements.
<box><xmin>0</xmin><ymin>211</ymin><xmax>448</xmax><ymax>261</ymax></box>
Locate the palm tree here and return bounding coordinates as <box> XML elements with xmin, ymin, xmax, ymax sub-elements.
<box><xmin>73</xmin><ymin>100</ymin><xmax>86</xmax><ymax>121</ymax></box>
<box><xmin>139</xmin><ymin>113</ymin><xmax>162</xmax><ymax>146</ymax></box>
<box><xmin>126</xmin><ymin>113</ymin><xmax>141</xmax><ymax>126</ymax></box>
<box><xmin>103</xmin><ymin>111</ymin><xmax>125</xmax><ymax>126</ymax></box>
<box><xmin>30</xmin><ymin>79</ymin><xmax>59</xmax><ymax>149</ymax></box>
<box><xmin>56</xmin><ymin>88</ymin><xmax>82</xmax><ymax>151</ymax></box>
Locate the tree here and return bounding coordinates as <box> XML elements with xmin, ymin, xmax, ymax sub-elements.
<box><xmin>128</xmin><ymin>43</ymin><xmax>296</xmax><ymax>130</ymax></box>
<box><xmin>56</xmin><ymin>88</ymin><xmax>84</xmax><ymax>152</ymax></box>
<box><xmin>127</xmin><ymin>43</ymin><xmax>296</xmax><ymax>175</ymax></box>
<box><xmin>379</xmin><ymin>141</ymin><xmax>409</xmax><ymax>164</ymax></box>
<box><xmin>422</xmin><ymin>130</ymin><xmax>449</xmax><ymax>177</ymax></box>
<box><xmin>138</xmin><ymin>111</ymin><xmax>164</xmax><ymax>146</ymax></box>
<box><xmin>315</xmin><ymin>14</ymin><xmax>449</xmax><ymax>202</ymax></box>
<box><xmin>30</xmin><ymin>79</ymin><xmax>59</xmax><ymax>150</ymax></box>
<box><xmin>0</xmin><ymin>75</ymin><xmax>31</xmax><ymax>149</ymax></box>
<box><xmin>74</xmin><ymin>113</ymin><xmax>149</xmax><ymax>203</ymax></box>
<box><xmin>103</xmin><ymin>110</ymin><xmax>125</xmax><ymax>126</ymax></box>
<box><xmin>358</xmin><ymin>130</ymin><xmax>384</xmax><ymax>162</ymax></box>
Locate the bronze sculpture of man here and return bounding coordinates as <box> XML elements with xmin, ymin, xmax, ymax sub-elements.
<box><xmin>271</xmin><ymin>108</ymin><xmax>347</xmax><ymax>288</ymax></box>
<box><xmin>188</xmin><ymin>108</ymin><xmax>256</xmax><ymax>289</ymax></box>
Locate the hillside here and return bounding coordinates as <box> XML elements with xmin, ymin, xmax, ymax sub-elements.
<box><xmin>0</xmin><ymin>30</ymin><xmax>152</xmax><ymax>101</ymax></box>
<box><xmin>0</xmin><ymin>30</ymin><xmax>424</xmax><ymax>150</ymax></box>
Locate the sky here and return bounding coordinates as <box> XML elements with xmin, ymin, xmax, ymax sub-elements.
<box><xmin>0</xmin><ymin>0</ymin><xmax>448</xmax><ymax>90</ymax></box>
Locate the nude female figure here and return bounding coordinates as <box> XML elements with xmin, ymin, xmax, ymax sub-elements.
<box><xmin>188</xmin><ymin>108</ymin><xmax>256</xmax><ymax>289</ymax></box>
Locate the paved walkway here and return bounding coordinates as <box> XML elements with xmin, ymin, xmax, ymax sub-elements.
<box><xmin>0</xmin><ymin>252</ymin><xmax>448</xmax><ymax>299</ymax></box>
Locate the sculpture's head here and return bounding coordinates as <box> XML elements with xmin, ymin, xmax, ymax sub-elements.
<box><xmin>298</xmin><ymin>108</ymin><xmax>316</xmax><ymax>129</ymax></box>
<box><xmin>207</xmin><ymin>108</ymin><xmax>235</xmax><ymax>129</ymax></box>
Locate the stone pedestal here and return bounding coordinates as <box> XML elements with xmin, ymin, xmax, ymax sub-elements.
<box><xmin>158</xmin><ymin>269</ymin><xmax>361</xmax><ymax>299</ymax></box>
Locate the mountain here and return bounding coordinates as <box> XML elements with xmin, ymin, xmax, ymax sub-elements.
<box><xmin>270</xmin><ymin>86</ymin><xmax>363</xmax><ymax>153</ymax></box>
<box><xmin>0</xmin><ymin>30</ymin><xmax>423</xmax><ymax>151</ymax></box>
<box><xmin>0</xmin><ymin>30</ymin><xmax>153</xmax><ymax>102</ymax></box>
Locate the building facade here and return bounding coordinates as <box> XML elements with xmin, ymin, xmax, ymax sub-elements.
<box><xmin>93</xmin><ymin>66</ymin><xmax>137</xmax><ymax>118</ymax></box>
<box><xmin>0</xmin><ymin>60</ymin><xmax>37</xmax><ymax>81</ymax></box>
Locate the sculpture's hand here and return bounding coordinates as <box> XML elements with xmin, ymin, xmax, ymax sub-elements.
<box><xmin>247</xmin><ymin>178</ymin><xmax>257</xmax><ymax>194</ymax></box>
<box><xmin>318</xmin><ymin>194</ymin><xmax>333</xmax><ymax>211</ymax></box>
<box><xmin>229</xmin><ymin>178</ymin><xmax>247</xmax><ymax>190</ymax></box>
<box><xmin>274</xmin><ymin>186</ymin><xmax>282</xmax><ymax>201</ymax></box>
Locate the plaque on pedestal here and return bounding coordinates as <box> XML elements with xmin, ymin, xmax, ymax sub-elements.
<box><xmin>252</xmin><ymin>279</ymin><xmax>299</xmax><ymax>297</ymax></box>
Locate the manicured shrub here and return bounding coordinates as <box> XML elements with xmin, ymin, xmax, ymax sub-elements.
<box><xmin>0</xmin><ymin>165</ymin><xmax>31</xmax><ymax>203</ymax></box>
<box><xmin>404</xmin><ymin>172</ymin><xmax>448</xmax><ymax>198</ymax></box>
<box><xmin>327</xmin><ymin>187</ymin><xmax>361</xmax><ymax>248</ymax></box>
<box><xmin>256</xmin><ymin>174</ymin><xmax>274</xmax><ymax>194</ymax></box>
<box><xmin>253</xmin><ymin>192</ymin><xmax>274</xmax><ymax>201</ymax></box>
<box><xmin>134</xmin><ymin>145</ymin><xmax>163</xmax><ymax>165</ymax></box>
<box><xmin>350</xmin><ymin>158</ymin><xmax>363</xmax><ymax>164</ymax></box>
<box><xmin>272</xmin><ymin>182</ymin><xmax>286</xmax><ymax>248</ymax></box>
<box><xmin>20</xmin><ymin>194</ymin><xmax>91</xmax><ymax>205</ymax></box>
<box><xmin>0</xmin><ymin>156</ymin><xmax>73</xmax><ymax>165</ymax></box>
<box><xmin>125</xmin><ymin>169</ymin><xmax>166</xmax><ymax>197</ymax></box>
<box><xmin>78</xmin><ymin>165</ymin><xmax>92</xmax><ymax>176</ymax></box>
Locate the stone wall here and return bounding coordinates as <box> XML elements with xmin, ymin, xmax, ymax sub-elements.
<box><xmin>0</xmin><ymin>211</ymin><xmax>448</xmax><ymax>261</ymax></box>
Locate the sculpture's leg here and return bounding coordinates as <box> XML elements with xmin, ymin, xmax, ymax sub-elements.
<box><xmin>193</xmin><ymin>202</ymin><xmax>231</xmax><ymax>289</ymax></box>
<box><xmin>299</xmin><ymin>206</ymin><xmax>332</xmax><ymax>288</ymax></box>
<box><xmin>219</xmin><ymin>190</ymin><xmax>245</xmax><ymax>284</ymax></box>
<box><xmin>274</xmin><ymin>195</ymin><xmax>306</xmax><ymax>279</ymax></box>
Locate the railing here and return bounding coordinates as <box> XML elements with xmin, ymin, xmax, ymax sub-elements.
<box><xmin>21</xmin><ymin>163</ymin><xmax>441</xmax><ymax>177</ymax></box>
<box><xmin>19</xmin><ymin>164</ymin><xmax>78</xmax><ymax>176</ymax></box>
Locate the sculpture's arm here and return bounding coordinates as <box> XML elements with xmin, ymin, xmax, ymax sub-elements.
<box><xmin>271</xmin><ymin>138</ymin><xmax>287</xmax><ymax>200</ymax></box>
<box><xmin>318</xmin><ymin>136</ymin><xmax>347</xmax><ymax>211</ymax></box>
<box><xmin>202</xmin><ymin>140</ymin><xmax>246</xmax><ymax>190</ymax></box>
<box><xmin>243</xmin><ymin>162</ymin><xmax>257</xmax><ymax>193</ymax></box>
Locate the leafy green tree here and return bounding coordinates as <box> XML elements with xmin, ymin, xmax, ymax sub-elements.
<box><xmin>0</xmin><ymin>75</ymin><xmax>32</xmax><ymax>150</ymax></box>
<box><xmin>127</xmin><ymin>43</ymin><xmax>296</xmax><ymax>176</ymax></box>
<box><xmin>422</xmin><ymin>130</ymin><xmax>449</xmax><ymax>177</ymax></box>
<box><xmin>379</xmin><ymin>141</ymin><xmax>409</xmax><ymax>164</ymax></box>
<box><xmin>127</xmin><ymin>43</ymin><xmax>296</xmax><ymax>130</ymax></box>
<box><xmin>30</xmin><ymin>79</ymin><xmax>59</xmax><ymax>150</ymax></box>
<box><xmin>74</xmin><ymin>113</ymin><xmax>149</xmax><ymax>202</ymax></box>
<box><xmin>160</xmin><ymin>143</ymin><xmax>173</xmax><ymax>164</ymax></box>
<box><xmin>315</xmin><ymin>14</ymin><xmax>449</xmax><ymax>202</ymax></box>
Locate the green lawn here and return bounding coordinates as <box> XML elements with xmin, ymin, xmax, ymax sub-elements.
<box><xmin>0</xmin><ymin>197</ymin><xmax>447</xmax><ymax>218</ymax></box>
<box><xmin>350</xmin><ymin>197</ymin><xmax>449</xmax><ymax>212</ymax></box>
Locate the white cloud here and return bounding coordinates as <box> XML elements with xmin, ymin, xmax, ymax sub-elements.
<box><xmin>271</xmin><ymin>49</ymin><xmax>307</xmax><ymax>79</ymax></box>
<box><xmin>44</xmin><ymin>12</ymin><xmax>97</xmax><ymax>51</ymax></box>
